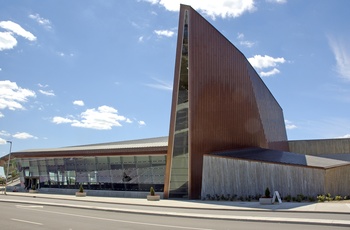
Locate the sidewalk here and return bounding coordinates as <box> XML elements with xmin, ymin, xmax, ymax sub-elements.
<box><xmin>4</xmin><ymin>191</ymin><xmax>350</xmax><ymax>213</ymax></box>
<box><xmin>1</xmin><ymin>191</ymin><xmax>350</xmax><ymax>227</ymax></box>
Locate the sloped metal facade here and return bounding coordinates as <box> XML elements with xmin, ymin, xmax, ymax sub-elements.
<box><xmin>164</xmin><ymin>5</ymin><xmax>289</xmax><ymax>199</ymax></box>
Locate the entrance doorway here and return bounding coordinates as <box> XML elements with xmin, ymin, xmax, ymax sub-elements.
<box><xmin>24</xmin><ymin>177</ymin><xmax>39</xmax><ymax>190</ymax></box>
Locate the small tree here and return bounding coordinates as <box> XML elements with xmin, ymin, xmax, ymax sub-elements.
<box><xmin>150</xmin><ymin>187</ymin><xmax>155</xmax><ymax>196</ymax></box>
<box><xmin>264</xmin><ymin>187</ymin><xmax>271</xmax><ymax>198</ymax></box>
<box><xmin>79</xmin><ymin>184</ymin><xmax>84</xmax><ymax>193</ymax></box>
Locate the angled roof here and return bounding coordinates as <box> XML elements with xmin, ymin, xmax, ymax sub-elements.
<box><xmin>211</xmin><ymin>148</ymin><xmax>350</xmax><ymax>169</ymax></box>
<box><xmin>5</xmin><ymin>136</ymin><xmax>168</xmax><ymax>159</ymax></box>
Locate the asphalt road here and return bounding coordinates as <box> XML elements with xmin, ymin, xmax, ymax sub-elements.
<box><xmin>0</xmin><ymin>202</ymin><xmax>349</xmax><ymax>230</ymax></box>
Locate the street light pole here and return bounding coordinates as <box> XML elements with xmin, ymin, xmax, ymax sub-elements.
<box><xmin>4</xmin><ymin>141</ymin><xmax>12</xmax><ymax>195</ymax></box>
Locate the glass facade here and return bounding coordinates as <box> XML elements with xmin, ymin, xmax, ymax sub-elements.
<box><xmin>16</xmin><ymin>155</ymin><xmax>166</xmax><ymax>192</ymax></box>
<box><xmin>168</xmin><ymin>10</ymin><xmax>190</xmax><ymax>198</ymax></box>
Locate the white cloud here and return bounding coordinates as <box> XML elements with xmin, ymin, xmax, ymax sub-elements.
<box><xmin>0</xmin><ymin>112</ymin><xmax>3</xmax><ymax>118</ymax></box>
<box><xmin>29</xmin><ymin>14</ymin><xmax>52</xmax><ymax>30</ymax></box>
<box><xmin>328</xmin><ymin>36</ymin><xmax>350</xmax><ymax>81</ymax></box>
<box><xmin>154</xmin><ymin>30</ymin><xmax>175</xmax><ymax>37</ymax></box>
<box><xmin>285</xmin><ymin>120</ymin><xmax>297</xmax><ymax>130</ymax></box>
<box><xmin>260</xmin><ymin>68</ymin><xmax>280</xmax><ymax>77</ymax></box>
<box><xmin>0</xmin><ymin>130</ymin><xmax>10</xmax><ymax>136</ymax></box>
<box><xmin>339</xmin><ymin>134</ymin><xmax>350</xmax><ymax>138</ymax></box>
<box><xmin>144</xmin><ymin>0</ymin><xmax>256</xmax><ymax>19</ymax></box>
<box><xmin>52</xmin><ymin>116</ymin><xmax>77</xmax><ymax>124</ymax></box>
<box><xmin>248</xmin><ymin>55</ymin><xmax>285</xmax><ymax>69</ymax></box>
<box><xmin>286</xmin><ymin>124</ymin><xmax>297</xmax><ymax>130</ymax></box>
<box><xmin>138</xmin><ymin>36</ymin><xmax>144</xmax><ymax>42</ymax></box>
<box><xmin>237</xmin><ymin>33</ymin><xmax>255</xmax><ymax>48</ymax></box>
<box><xmin>145</xmin><ymin>78</ymin><xmax>173</xmax><ymax>91</ymax></box>
<box><xmin>13</xmin><ymin>132</ymin><xmax>38</xmax><ymax>140</ymax></box>
<box><xmin>237</xmin><ymin>33</ymin><xmax>244</xmax><ymax>40</ymax></box>
<box><xmin>138</xmin><ymin>120</ymin><xmax>146</xmax><ymax>126</ymax></box>
<box><xmin>0</xmin><ymin>21</ymin><xmax>36</xmax><ymax>41</ymax></box>
<box><xmin>126</xmin><ymin>118</ymin><xmax>133</xmax><ymax>123</ymax></box>
<box><xmin>240</xmin><ymin>40</ymin><xmax>255</xmax><ymax>48</ymax></box>
<box><xmin>39</xmin><ymin>89</ymin><xmax>55</xmax><ymax>96</ymax></box>
<box><xmin>52</xmin><ymin>105</ymin><xmax>131</xmax><ymax>130</ymax></box>
<box><xmin>38</xmin><ymin>83</ymin><xmax>49</xmax><ymax>88</ymax></box>
<box><xmin>73</xmin><ymin>100</ymin><xmax>85</xmax><ymax>106</ymax></box>
<box><xmin>56</xmin><ymin>52</ymin><xmax>74</xmax><ymax>57</ymax></box>
<box><xmin>0</xmin><ymin>138</ymin><xmax>6</xmax><ymax>144</ymax></box>
<box><xmin>266</xmin><ymin>0</ymin><xmax>287</xmax><ymax>4</ymax></box>
<box><xmin>0</xmin><ymin>80</ymin><xmax>36</xmax><ymax>110</ymax></box>
<box><xmin>248</xmin><ymin>55</ymin><xmax>286</xmax><ymax>77</ymax></box>
<box><xmin>0</xmin><ymin>21</ymin><xmax>36</xmax><ymax>51</ymax></box>
<box><xmin>0</xmin><ymin>31</ymin><xmax>17</xmax><ymax>51</ymax></box>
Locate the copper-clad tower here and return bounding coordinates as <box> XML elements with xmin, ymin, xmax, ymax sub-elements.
<box><xmin>164</xmin><ymin>5</ymin><xmax>289</xmax><ymax>199</ymax></box>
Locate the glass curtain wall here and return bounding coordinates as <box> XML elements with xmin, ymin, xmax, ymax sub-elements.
<box><xmin>16</xmin><ymin>155</ymin><xmax>166</xmax><ymax>192</ymax></box>
<box><xmin>168</xmin><ymin>10</ymin><xmax>190</xmax><ymax>198</ymax></box>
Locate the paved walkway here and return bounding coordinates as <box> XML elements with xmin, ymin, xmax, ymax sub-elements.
<box><xmin>1</xmin><ymin>191</ymin><xmax>350</xmax><ymax>227</ymax></box>
<box><xmin>4</xmin><ymin>191</ymin><xmax>350</xmax><ymax>213</ymax></box>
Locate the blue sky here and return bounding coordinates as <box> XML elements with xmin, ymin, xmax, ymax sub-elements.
<box><xmin>1</xmin><ymin>0</ymin><xmax>349</xmax><ymax>156</ymax></box>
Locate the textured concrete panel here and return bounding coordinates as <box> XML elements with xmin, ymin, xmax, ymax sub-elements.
<box><xmin>201</xmin><ymin>155</ymin><xmax>341</xmax><ymax>198</ymax></box>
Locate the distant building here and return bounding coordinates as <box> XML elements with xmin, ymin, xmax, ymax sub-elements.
<box><xmin>1</xmin><ymin>5</ymin><xmax>349</xmax><ymax>199</ymax></box>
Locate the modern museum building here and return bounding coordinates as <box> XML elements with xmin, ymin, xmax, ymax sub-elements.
<box><xmin>2</xmin><ymin>5</ymin><xmax>350</xmax><ymax>199</ymax></box>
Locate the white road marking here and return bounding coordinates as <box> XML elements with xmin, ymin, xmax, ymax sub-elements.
<box><xmin>11</xmin><ymin>218</ymin><xmax>43</xmax><ymax>226</ymax></box>
<box><xmin>22</xmin><ymin>207</ymin><xmax>213</xmax><ymax>230</ymax></box>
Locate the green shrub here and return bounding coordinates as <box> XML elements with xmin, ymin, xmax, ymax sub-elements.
<box><xmin>254</xmin><ymin>194</ymin><xmax>261</xmax><ymax>200</ymax></box>
<box><xmin>296</xmin><ymin>194</ymin><xmax>306</xmax><ymax>202</ymax></box>
<box><xmin>150</xmin><ymin>187</ymin><xmax>155</xmax><ymax>196</ymax></box>
<box><xmin>335</xmin><ymin>195</ymin><xmax>342</xmax><ymax>201</ymax></box>
<box><xmin>264</xmin><ymin>187</ymin><xmax>271</xmax><ymax>198</ymax></box>
<box><xmin>230</xmin><ymin>194</ymin><xmax>238</xmax><ymax>201</ymax></box>
<box><xmin>317</xmin><ymin>195</ymin><xmax>325</xmax><ymax>202</ymax></box>
<box><xmin>284</xmin><ymin>195</ymin><xmax>292</xmax><ymax>202</ymax></box>
<box><xmin>79</xmin><ymin>184</ymin><xmax>84</xmax><ymax>193</ymax></box>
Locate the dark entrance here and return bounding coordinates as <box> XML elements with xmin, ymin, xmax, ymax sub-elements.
<box><xmin>24</xmin><ymin>177</ymin><xmax>39</xmax><ymax>190</ymax></box>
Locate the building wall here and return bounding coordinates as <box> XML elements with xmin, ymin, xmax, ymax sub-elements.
<box><xmin>165</xmin><ymin>5</ymin><xmax>289</xmax><ymax>199</ymax></box>
<box><xmin>201</xmin><ymin>155</ymin><xmax>345</xmax><ymax>198</ymax></box>
<box><xmin>248</xmin><ymin>65</ymin><xmax>289</xmax><ymax>150</ymax></box>
<box><xmin>325</xmin><ymin>166</ymin><xmax>350</xmax><ymax>196</ymax></box>
<box><xmin>289</xmin><ymin>138</ymin><xmax>350</xmax><ymax>155</ymax></box>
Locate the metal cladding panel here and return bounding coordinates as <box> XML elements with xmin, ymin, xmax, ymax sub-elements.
<box><xmin>165</xmin><ymin>5</ymin><xmax>288</xmax><ymax>199</ymax></box>
<box><xmin>188</xmin><ymin>8</ymin><xmax>262</xmax><ymax>198</ymax></box>
<box><xmin>247</xmin><ymin>64</ymin><xmax>289</xmax><ymax>150</ymax></box>
<box><xmin>189</xmin><ymin>9</ymin><xmax>265</xmax><ymax>150</ymax></box>
<box><xmin>188</xmin><ymin>6</ymin><xmax>287</xmax><ymax>198</ymax></box>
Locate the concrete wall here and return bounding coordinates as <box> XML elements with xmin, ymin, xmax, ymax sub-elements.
<box><xmin>289</xmin><ymin>138</ymin><xmax>350</xmax><ymax>156</ymax></box>
<box><xmin>325</xmin><ymin>167</ymin><xmax>350</xmax><ymax>196</ymax></box>
<box><xmin>202</xmin><ymin>156</ymin><xmax>336</xmax><ymax>198</ymax></box>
